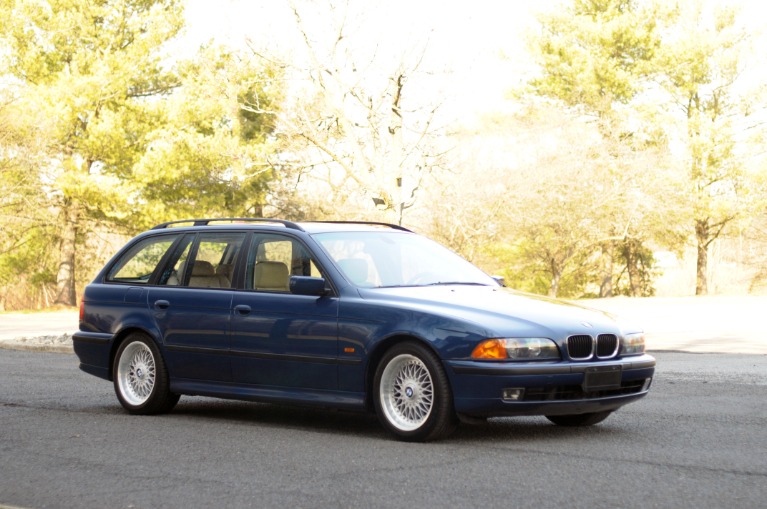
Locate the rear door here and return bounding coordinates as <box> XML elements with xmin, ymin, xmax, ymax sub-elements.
<box><xmin>148</xmin><ymin>231</ymin><xmax>246</xmax><ymax>382</ymax></box>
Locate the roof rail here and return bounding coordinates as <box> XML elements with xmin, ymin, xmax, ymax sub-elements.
<box><xmin>151</xmin><ymin>218</ymin><xmax>304</xmax><ymax>231</ymax></box>
<box><xmin>303</xmin><ymin>220</ymin><xmax>412</xmax><ymax>232</ymax></box>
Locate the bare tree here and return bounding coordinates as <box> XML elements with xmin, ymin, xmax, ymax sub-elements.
<box><xmin>247</xmin><ymin>0</ymin><xmax>449</xmax><ymax>224</ymax></box>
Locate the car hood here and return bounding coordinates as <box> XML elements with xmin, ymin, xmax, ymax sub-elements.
<box><xmin>356</xmin><ymin>285</ymin><xmax>640</xmax><ymax>339</ymax></box>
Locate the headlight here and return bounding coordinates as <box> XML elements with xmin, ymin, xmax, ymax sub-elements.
<box><xmin>471</xmin><ymin>338</ymin><xmax>560</xmax><ymax>361</ymax></box>
<box><xmin>621</xmin><ymin>333</ymin><xmax>645</xmax><ymax>355</ymax></box>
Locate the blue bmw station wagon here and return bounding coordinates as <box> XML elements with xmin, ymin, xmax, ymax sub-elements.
<box><xmin>74</xmin><ymin>218</ymin><xmax>655</xmax><ymax>441</ymax></box>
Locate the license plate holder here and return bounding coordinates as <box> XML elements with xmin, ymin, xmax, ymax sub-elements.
<box><xmin>582</xmin><ymin>365</ymin><xmax>622</xmax><ymax>391</ymax></box>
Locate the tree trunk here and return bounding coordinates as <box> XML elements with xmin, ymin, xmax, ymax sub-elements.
<box><xmin>548</xmin><ymin>261</ymin><xmax>561</xmax><ymax>298</ymax></box>
<box><xmin>625</xmin><ymin>239</ymin><xmax>641</xmax><ymax>297</ymax></box>
<box><xmin>599</xmin><ymin>242</ymin><xmax>614</xmax><ymax>298</ymax></box>
<box><xmin>695</xmin><ymin>219</ymin><xmax>709</xmax><ymax>295</ymax></box>
<box><xmin>54</xmin><ymin>200</ymin><xmax>80</xmax><ymax>306</ymax></box>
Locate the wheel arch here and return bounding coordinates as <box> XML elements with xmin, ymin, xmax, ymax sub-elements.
<box><xmin>108</xmin><ymin>327</ymin><xmax>163</xmax><ymax>381</ymax></box>
<box><xmin>364</xmin><ymin>334</ymin><xmax>446</xmax><ymax>411</ymax></box>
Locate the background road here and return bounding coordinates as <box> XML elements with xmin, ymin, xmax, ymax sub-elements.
<box><xmin>1</xmin><ymin>349</ymin><xmax>765</xmax><ymax>509</ymax></box>
<box><xmin>3</xmin><ymin>295</ymin><xmax>767</xmax><ymax>354</ymax></box>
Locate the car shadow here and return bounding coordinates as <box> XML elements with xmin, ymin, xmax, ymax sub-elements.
<box><xmin>163</xmin><ymin>397</ymin><xmax>630</xmax><ymax>443</ymax></box>
<box><xmin>169</xmin><ymin>398</ymin><xmax>387</xmax><ymax>438</ymax></box>
<box><xmin>451</xmin><ymin>416</ymin><xmax>630</xmax><ymax>443</ymax></box>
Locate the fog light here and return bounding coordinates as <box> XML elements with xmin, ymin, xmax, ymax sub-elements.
<box><xmin>641</xmin><ymin>377</ymin><xmax>653</xmax><ymax>391</ymax></box>
<box><xmin>502</xmin><ymin>388</ymin><xmax>525</xmax><ymax>401</ymax></box>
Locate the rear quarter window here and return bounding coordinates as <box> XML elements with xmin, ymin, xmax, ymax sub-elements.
<box><xmin>106</xmin><ymin>235</ymin><xmax>179</xmax><ymax>284</ymax></box>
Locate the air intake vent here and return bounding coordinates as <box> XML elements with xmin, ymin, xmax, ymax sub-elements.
<box><xmin>597</xmin><ymin>334</ymin><xmax>619</xmax><ymax>358</ymax></box>
<box><xmin>567</xmin><ymin>335</ymin><xmax>593</xmax><ymax>360</ymax></box>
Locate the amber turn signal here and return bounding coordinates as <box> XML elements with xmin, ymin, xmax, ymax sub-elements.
<box><xmin>471</xmin><ymin>339</ymin><xmax>508</xmax><ymax>359</ymax></box>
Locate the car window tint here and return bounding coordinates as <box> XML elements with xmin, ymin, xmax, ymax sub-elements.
<box><xmin>162</xmin><ymin>238</ymin><xmax>193</xmax><ymax>286</ymax></box>
<box><xmin>316</xmin><ymin>237</ymin><xmax>381</xmax><ymax>287</ymax></box>
<box><xmin>246</xmin><ymin>235</ymin><xmax>322</xmax><ymax>292</ymax></box>
<box><xmin>314</xmin><ymin>231</ymin><xmax>496</xmax><ymax>288</ymax></box>
<box><xmin>183</xmin><ymin>232</ymin><xmax>245</xmax><ymax>289</ymax></box>
<box><xmin>107</xmin><ymin>234</ymin><xmax>179</xmax><ymax>284</ymax></box>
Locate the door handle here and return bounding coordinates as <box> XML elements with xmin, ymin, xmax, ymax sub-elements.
<box><xmin>153</xmin><ymin>300</ymin><xmax>170</xmax><ymax>310</ymax></box>
<box><xmin>234</xmin><ymin>304</ymin><xmax>251</xmax><ymax>315</ymax></box>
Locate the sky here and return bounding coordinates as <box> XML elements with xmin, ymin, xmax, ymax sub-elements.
<box><xmin>179</xmin><ymin>0</ymin><xmax>767</xmax><ymax>124</ymax></box>
<box><xmin>179</xmin><ymin>0</ymin><xmax>553</xmax><ymax>120</ymax></box>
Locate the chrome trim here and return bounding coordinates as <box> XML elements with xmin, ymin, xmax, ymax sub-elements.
<box><xmin>567</xmin><ymin>334</ymin><xmax>594</xmax><ymax>360</ymax></box>
<box><xmin>567</xmin><ymin>333</ymin><xmax>621</xmax><ymax>361</ymax></box>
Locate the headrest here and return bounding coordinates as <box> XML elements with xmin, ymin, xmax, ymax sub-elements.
<box><xmin>191</xmin><ymin>260</ymin><xmax>216</xmax><ymax>276</ymax></box>
<box><xmin>255</xmin><ymin>261</ymin><xmax>289</xmax><ymax>287</ymax></box>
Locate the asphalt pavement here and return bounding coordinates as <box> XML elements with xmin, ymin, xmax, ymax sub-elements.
<box><xmin>1</xmin><ymin>297</ymin><xmax>765</xmax><ymax>508</ymax></box>
<box><xmin>0</xmin><ymin>349</ymin><xmax>765</xmax><ymax>509</ymax></box>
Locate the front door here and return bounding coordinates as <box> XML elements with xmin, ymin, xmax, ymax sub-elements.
<box><xmin>230</xmin><ymin>233</ymin><xmax>339</xmax><ymax>390</ymax></box>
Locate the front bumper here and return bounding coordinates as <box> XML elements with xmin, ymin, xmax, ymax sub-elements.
<box><xmin>446</xmin><ymin>353</ymin><xmax>656</xmax><ymax>417</ymax></box>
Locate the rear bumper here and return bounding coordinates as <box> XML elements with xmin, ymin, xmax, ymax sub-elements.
<box><xmin>446</xmin><ymin>354</ymin><xmax>655</xmax><ymax>417</ymax></box>
<box><xmin>73</xmin><ymin>331</ymin><xmax>114</xmax><ymax>381</ymax></box>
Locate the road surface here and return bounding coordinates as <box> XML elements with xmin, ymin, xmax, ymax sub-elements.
<box><xmin>1</xmin><ymin>349</ymin><xmax>765</xmax><ymax>509</ymax></box>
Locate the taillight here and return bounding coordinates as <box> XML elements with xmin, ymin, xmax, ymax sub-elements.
<box><xmin>79</xmin><ymin>299</ymin><xmax>85</xmax><ymax>322</ymax></box>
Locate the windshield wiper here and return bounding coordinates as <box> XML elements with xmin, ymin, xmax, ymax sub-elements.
<box><xmin>426</xmin><ymin>281</ymin><xmax>491</xmax><ymax>286</ymax></box>
<box><xmin>377</xmin><ymin>281</ymin><xmax>492</xmax><ymax>289</ymax></box>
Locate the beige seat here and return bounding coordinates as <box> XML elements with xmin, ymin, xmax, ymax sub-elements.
<box><xmin>254</xmin><ymin>261</ymin><xmax>289</xmax><ymax>291</ymax></box>
<box><xmin>166</xmin><ymin>260</ymin><xmax>186</xmax><ymax>286</ymax></box>
<box><xmin>216</xmin><ymin>263</ymin><xmax>234</xmax><ymax>287</ymax></box>
<box><xmin>189</xmin><ymin>261</ymin><xmax>228</xmax><ymax>288</ymax></box>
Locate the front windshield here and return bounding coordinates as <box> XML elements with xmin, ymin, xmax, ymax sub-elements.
<box><xmin>313</xmin><ymin>231</ymin><xmax>498</xmax><ymax>288</ymax></box>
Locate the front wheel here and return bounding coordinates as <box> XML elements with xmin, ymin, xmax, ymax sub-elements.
<box><xmin>545</xmin><ymin>410</ymin><xmax>613</xmax><ymax>427</ymax></box>
<box><xmin>373</xmin><ymin>342</ymin><xmax>457</xmax><ymax>441</ymax></box>
<box><xmin>113</xmin><ymin>333</ymin><xmax>179</xmax><ymax>415</ymax></box>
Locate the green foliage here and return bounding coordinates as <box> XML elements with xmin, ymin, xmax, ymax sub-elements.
<box><xmin>0</xmin><ymin>0</ymin><xmax>285</xmax><ymax>307</ymax></box>
<box><xmin>0</xmin><ymin>222</ymin><xmax>60</xmax><ymax>309</ymax></box>
<box><xmin>525</xmin><ymin>0</ymin><xmax>766</xmax><ymax>296</ymax></box>
<box><xmin>651</xmin><ymin>1</ymin><xmax>763</xmax><ymax>294</ymax></box>
<box><xmin>129</xmin><ymin>45</ymin><xmax>282</xmax><ymax>229</ymax></box>
<box><xmin>0</xmin><ymin>0</ymin><xmax>189</xmax><ymax>304</ymax></box>
<box><xmin>489</xmin><ymin>240</ymin><xmax>597</xmax><ymax>299</ymax></box>
<box><xmin>530</xmin><ymin>0</ymin><xmax>662</xmax><ymax>112</ymax></box>
<box><xmin>0</xmin><ymin>90</ymin><xmax>57</xmax><ymax>308</ymax></box>
<box><xmin>612</xmin><ymin>238</ymin><xmax>657</xmax><ymax>297</ymax></box>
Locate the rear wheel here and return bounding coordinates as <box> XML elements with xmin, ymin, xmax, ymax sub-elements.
<box><xmin>373</xmin><ymin>342</ymin><xmax>457</xmax><ymax>441</ymax></box>
<box><xmin>113</xmin><ymin>332</ymin><xmax>179</xmax><ymax>415</ymax></box>
<box><xmin>545</xmin><ymin>410</ymin><xmax>613</xmax><ymax>427</ymax></box>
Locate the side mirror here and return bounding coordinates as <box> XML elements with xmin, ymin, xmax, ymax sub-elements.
<box><xmin>491</xmin><ymin>275</ymin><xmax>506</xmax><ymax>287</ymax></box>
<box><xmin>289</xmin><ymin>276</ymin><xmax>329</xmax><ymax>296</ymax></box>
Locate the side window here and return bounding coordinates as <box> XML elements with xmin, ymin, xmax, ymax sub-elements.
<box><xmin>318</xmin><ymin>237</ymin><xmax>380</xmax><ymax>287</ymax></box>
<box><xmin>246</xmin><ymin>235</ymin><xmax>322</xmax><ymax>292</ymax></box>
<box><xmin>164</xmin><ymin>232</ymin><xmax>246</xmax><ymax>289</ymax></box>
<box><xmin>161</xmin><ymin>237</ymin><xmax>193</xmax><ymax>286</ymax></box>
<box><xmin>107</xmin><ymin>234</ymin><xmax>179</xmax><ymax>284</ymax></box>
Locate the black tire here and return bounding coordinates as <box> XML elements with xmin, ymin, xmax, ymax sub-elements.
<box><xmin>373</xmin><ymin>341</ymin><xmax>457</xmax><ymax>442</ymax></box>
<box><xmin>545</xmin><ymin>410</ymin><xmax>613</xmax><ymax>427</ymax></box>
<box><xmin>113</xmin><ymin>332</ymin><xmax>179</xmax><ymax>415</ymax></box>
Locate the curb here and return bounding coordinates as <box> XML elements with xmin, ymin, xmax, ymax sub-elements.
<box><xmin>0</xmin><ymin>333</ymin><xmax>75</xmax><ymax>354</ymax></box>
<box><xmin>0</xmin><ymin>342</ymin><xmax>74</xmax><ymax>354</ymax></box>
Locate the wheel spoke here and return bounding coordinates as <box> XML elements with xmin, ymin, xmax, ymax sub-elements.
<box><xmin>117</xmin><ymin>341</ymin><xmax>157</xmax><ymax>406</ymax></box>
<box><xmin>379</xmin><ymin>353</ymin><xmax>436</xmax><ymax>432</ymax></box>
